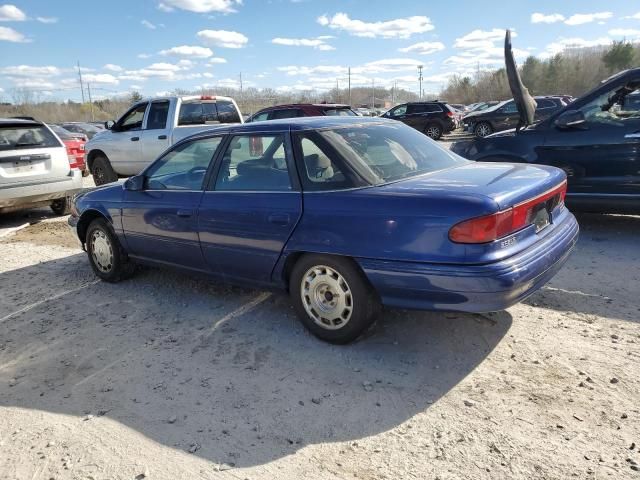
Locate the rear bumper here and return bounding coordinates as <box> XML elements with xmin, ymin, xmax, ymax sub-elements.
<box><xmin>0</xmin><ymin>171</ymin><xmax>83</xmax><ymax>209</ymax></box>
<box><xmin>358</xmin><ymin>212</ymin><xmax>579</xmax><ymax>313</ymax></box>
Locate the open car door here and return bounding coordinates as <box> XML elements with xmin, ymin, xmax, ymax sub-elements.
<box><xmin>505</xmin><ymin>30</ymin><xmax>537</xmax><ymax>131</ymax></box>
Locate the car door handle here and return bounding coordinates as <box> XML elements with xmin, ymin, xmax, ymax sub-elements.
<box><xmin>158</xmin><ymin>135</ymin><xmax>167</xmax><ymax>140</ymax></box>
<box><xmin>176</xmin><ymin>210</ymin><xmax>193</xmax><ymax>218</ymax></box>
<box><xmin>268</xmin><ymin>213</ymin><xmax>290</xmax><ymax>226</ymax></box>
<box><xmin>131</xmin><ymin>136</ymin><xmax>140</xmax><ymax>142</ymax></box>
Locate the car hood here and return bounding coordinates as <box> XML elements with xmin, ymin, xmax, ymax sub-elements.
<box><xmin>377</xmin><ymin>162</ymin><xmax>565</xmax><ymax>211</ymax></box>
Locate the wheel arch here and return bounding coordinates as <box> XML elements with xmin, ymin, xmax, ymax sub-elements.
<box><xmin>86</xmin><ymin>149</ymin><xmax>108</xmax><ymax>172</ymax></box>
<box><xmin>76</xmin><ymin>209</ymin><xmax>111</xmax><ymax>244</ymax></box>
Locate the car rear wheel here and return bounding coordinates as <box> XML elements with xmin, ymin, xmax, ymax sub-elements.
<box><xmin>92</xmin><ymin>155</ymin><xmax>118</xmax><ymax>186</ymax></box>
<box><xmin>425</xmin><ymin>123</ymin><xmax>442</xmax><ymax>140</ymax></box>
<box><xmin>86</xmin><ymin>218</ymin><xmax>135</xmax><ymax>282</ymax></box>
<box><xmin>474</xmin><ymin>122</ymin><xmax>493</xmax><ymax>138</ymax></box>
<box><xmin>50</xmin><ymin>197</ymin><xmax>71</xmax><ymax>215</ymax></box>
<box><xmin>290</xmin><ymin>255</ymin><xmax>381</xmax><ymax>344</ymax></box>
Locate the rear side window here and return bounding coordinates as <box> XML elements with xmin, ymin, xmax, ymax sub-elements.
<box><xmin>535</xmin><ymin>99</ymin><xmax>555</xmax><ymax>109</ymax></box>
<box><xmin>179</xmin><ymin>100</ymin><xmax>241</xmax><ymax>125</ymax></box>
<box><xmin>0</xmin><ymin>124</ymin><xmax>61</xmax><ymax>151</ymax></box>
<box><xmin>269</xmin><ymin>109</ymin><xmax>302</xmax><ymax>120</ymax></box>
<box><xmin>250</xmin><ymin>112</ymin><xmax>269</xmax><ymax>122</ymax></box>
<box><xmin>407</xmin><ymin>104</ymin><xmax>442</xmax><ymax>114</ymax></box>
<box><xmin>146</xmin><ymin>101</ymin><xmax>170</xmax><ymax>129</ymax></box>
<box><xmin>324</xmin><ymin>108</ymin><xmax>357</xmax><ymax>116</ymax></box>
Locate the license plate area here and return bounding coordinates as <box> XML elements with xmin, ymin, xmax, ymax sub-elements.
<box><xmin>10</xmin><ymin>160</ymin><xmax>45</xmax><ymax>174</ymax></box>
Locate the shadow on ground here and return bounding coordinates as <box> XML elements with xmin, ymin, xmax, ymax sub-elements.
<box><xmin>525</xmin><ymin>213</ymin><xmax>640</xmax><ymax>323</ymax></box>
<box><xmin>0</xmin><ymin>252</ymin><xmax>511</xmax><ymax>468</ymax></box>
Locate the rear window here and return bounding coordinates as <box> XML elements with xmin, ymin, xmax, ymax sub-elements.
<box><xmin>323</xmin><ymin>108</ymin><xmax>357</xmax><ymax>116</ymax></box>
<box><xmin>178</xmin><ymin>100</ymin><xmax>241</xmax><ymax>126</ymax></box>
<box><xmin>0</xmin><ymin>124</ymin><xmax>61</xmax><ymax>151</ymax></box>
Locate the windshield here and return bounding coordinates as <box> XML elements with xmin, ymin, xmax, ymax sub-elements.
<box><xmin>303</xmin><ymin>122</ymin><xmax>467</xmax><ymax>185</ymax></box>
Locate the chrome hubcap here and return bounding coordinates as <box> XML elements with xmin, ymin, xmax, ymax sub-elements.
<box><xmin>476</xmin><ymin>124</ymin><xmax>491</xmax><ymax>137</ymax></box>
<box><xmin>301</xmin><ymin>265</ymin><xmax>353</xmax><ymax>330</ymax></box>
<box><xmin>91</xmin><ymin>229</ymin><xmax>113</xmax><ymax>272</ymax></box>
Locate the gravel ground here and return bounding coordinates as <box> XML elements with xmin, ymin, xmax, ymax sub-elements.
<box><xmin>0</xmin><ymin>205</ymin><xmax>639</xmax><ymax>479</ymax></box>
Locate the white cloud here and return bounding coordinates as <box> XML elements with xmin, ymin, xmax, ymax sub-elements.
<box><xmin>208</xmin><ymin>57</ymin><xmax>227</xmax><ymax>64</ymax></box>
<box><xmin>129</xmin><ymin>84</ymin><xmax>142</xmax><ymax>90</ymax></box>
<box><xmin>317</xmin><ymin>13</ymin><xmax>434</xmax><ymax>39</ymax></box>
<box><xmin>82</xmin><ymin>73</ymin><xmax>119</xmax><ymax>85</ymax></box>
<box><xmin>531</xmin><ymin>13</ymin><xmax>565</xmax><ymax>24</ymax></box>
<box><xmin>36</xmin><ymin>16</ymin><xmax>58</xmax><ymax>24</ymax></box>
<box><xmin>0</xmin><ymin>25</ymin><xmax>28</xmax><ymax>42</ymax></box>
<box><xmin>158</xmin><ymin>45</ymin><xmax>213</xmax><ymax>58</ymax></box>
<box><xmin>141</xmin><ymin>19</ymin><xmax>161</xmax><ymax>29</ymax></box>
<box><xmin>398</xmin><ymin>41</ymin><xmax>445</xmax><ymax>55</ymax></box>
<box><xmin>609</xmin><ymin>28</ymin><xmax>640</xmax><ymax>38</ymax></box>
<box><xmin>103</xmin><ymin>63</ymin><xmax>123</xmax><ymax>72</ymax></box>
<box><xmin>197</xmin><ymin>29</ymin><xmax>248</xmax><ymax>48</ymax></box>
<box><xmin>623</xmin><ymin>12</ymin><xmax>640</xmax><ymax>20</ymax></box>
<box><xmin>564</xmin><ymin>12</ymin><xmax>612</xmax><ymax>26</ymax></box>
<box><xmin>540</xmin><ymin>37</ymin><xmax>611</xmax><ymax>58</ymax></box>
<box><xmin>0</xmin><ymin>4</ymin><xmax>26</xmax><ymax>21</ymax></box>
<box><xmin>445</xmin><ymin>29</ymin><xmax>525</xmax><ymax>71</ymax></box>
<box><xmin>137</xmin><ymin>53</ymin><xmax>152</xmax><ymax>59</ymax></box>
<box><xmin>272</xmin><ymin>36</ymin><xmax>334</xmax><ymax>50</ymax></box>
<box><xmin>453</xmin><ymin>28</ymin><xmax>514</xmax><ymax>49</ymax></box>
<box><xmin>118</xmin><ymin>61</ymin><xmax>195</xmax><ymax>82</ymax></box>
<box><xmin>0</xmin><ymin>65</ymin><xmax>60</xmax><ymax>76</ymax></box>
<box><xmin>157</xmin><ymin>0</ymin><xmax>241</xmax><ymax>13</ymax></box>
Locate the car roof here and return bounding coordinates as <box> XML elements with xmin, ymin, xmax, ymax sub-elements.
<box><xmin>181</xmin><ymin>116</ymin><xmax>391</xmax><ymax>142</ymax></box>
<box><xmin>0</xmin><ymin>117</ymin><xmax>42</xmax><ymax>126</ymax></box>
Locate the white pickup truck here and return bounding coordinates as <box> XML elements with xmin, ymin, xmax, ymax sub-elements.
<box><xmin>85</xmin><ymin>95</ymin><xmax>242</xmax><ymax>185</ymax></box>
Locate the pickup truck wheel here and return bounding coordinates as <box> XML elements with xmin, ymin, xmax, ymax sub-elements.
<box><xmin>92</xmin><ymin>156</ymin><xmax>118</xmax><ymax>186</ymax></box>
<box><xmin>50</xmin><ymin>197</ymin><xmax>71</xmax><ymax>215</ymax></box>
<box><xmin>425</xmin><ymin>123</ymin><xmax>442</xmax><ymax>140</ymax></box>
<box><xmin>290</xmin><ymin>255</ymin><xmax>381</xmax><ymax>344</ymax></box>
<box><xmin>86</xmin><ymin>218</ymin><xmax>135</xmax><ymax>282</ymax></box>
<box><xmin>474</xmin><ymin>122</ymin><xmax>493</xmax><ymax>138</ymax></box>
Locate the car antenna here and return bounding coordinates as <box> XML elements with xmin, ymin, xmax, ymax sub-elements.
<box><xmin>504</xmin><ymin>29</ymin><xmax>537</xmax><ymax>131</ymax></box>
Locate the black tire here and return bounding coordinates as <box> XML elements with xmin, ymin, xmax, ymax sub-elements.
<box><xmin>50</xmin><ymin>197</ymin><xmax>71</xmax><ymax>215</ymax></box>
<box><xmin>290</xmin><ymin>254</ymin><xmax>381</xmax><ymax>344</ymax></box>
<box><xmin>424</xmin><ymin>123</ymin><xmax>443</xmax><ymax>140</ymax></box>
<box><xmin>92</xmin><ymin>155</ymin><xmax>118</xmax><ymax>186</ymax></box>
<box><xmin>474</xmin><ymin>122</ymin><xmax>493</xmax><ymax>138</ymax></box>
<box><xmin>85</xmin><ymin>218</ymin><xmax>135</xmax><ymax>282</ymax></box>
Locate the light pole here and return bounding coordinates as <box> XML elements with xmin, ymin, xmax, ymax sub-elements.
<box><xmin>418</xmin><ymin>65</ymin><xmax>423</xmax><ymax>100</ymax></box>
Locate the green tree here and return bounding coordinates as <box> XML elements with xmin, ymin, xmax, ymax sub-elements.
<box><xmin>603</xmin><ymin>41</ymin><xmax>635</xmax><ymax>73</ymax></box>
<box><xmin>128</xmin><ymin>90</ymin><xmax>143</xmax><ymax>104</ymax></box>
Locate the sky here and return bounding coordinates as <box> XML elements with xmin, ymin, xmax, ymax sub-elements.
<box><xmin>1</xmin><ymin>0</ymin><xmax>640</xmax><ymax>102</ymax></box>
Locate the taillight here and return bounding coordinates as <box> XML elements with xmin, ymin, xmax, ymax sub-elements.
<box><xmin>449</xmin><ymin>181</ymin><xmax>567</xmax><ymax>244</ymax></box>
<box><xmin>65</xmin><ymin>146</ymin><xmax>80</xmax><ymax>170</ymax></box>
<box><xmin>446</xmin><ymin>111</ymin><xmax>454</xmax><ymax>117</ymax></box>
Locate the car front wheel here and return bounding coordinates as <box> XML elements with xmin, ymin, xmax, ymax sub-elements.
<box><xmin>290</xmin><ymin>255</ymin><xmax>381</xmax><ymax>344</ymax></box>
<box><xmin>474</xmin><ymin>122</ymin><xmax>493</xmax><ymax>138</ymax></box>
<box><xmin>92</xmin><ymin>155</ymin><xmax>118</xmax><ymax>186</ymax></box>
<box><xmin>86</xmin><ymin>218</ymin><xmax>135</xmax><ymax>282</ymax></box>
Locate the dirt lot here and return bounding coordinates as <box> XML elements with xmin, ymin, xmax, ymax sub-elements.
<box><xmin>0</xmin><ymin>210</ymin><xmax>639</xmax><ymax>480</ymax></box>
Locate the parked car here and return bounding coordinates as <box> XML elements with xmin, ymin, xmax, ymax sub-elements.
<box><xmin>246</xmin><ymin>104</ymin><xmax>357</xmax><ymax>122</ymax></box>
<box><xmin>380</xmin><ymin>101</ymin><xmax>457</xmax><ymax>139</ymax></box>
<box><xmin>467</xmin><ymin>101</ymin><xmax>501</xmax><ymax>113</ymax></box>
<box><xmin>463</xmin><ymin>96</ymin><xmax>565</xmax><ymax>137</ymax></box>
<box><xmin>60</xmin><ymin>122</ymin><xmax>102</xmax><ymax>140</ymax></box>
<box><xmin>49</xmin><ymin>125</ymin><xmax>88</xmax><ymax>176</ymax></box>
<box><xmin>0</xmin><ymin>118</ymin><xmax>82</xmax><ymax>214</ymax></box>
<box><xmin>452</xmin><ymin>46</ymin><xmax>640</xmax><ymax>214</ymax></box>
<box><xmin>69</xmin><ymin>116</ymin><xmax>577</xmax><ymax>344</ymax></box>
<box><xmin>84</xmin><ymin>95</ymin><xmax>243</xmax><ymax>185</ymax></box>
<box><xmin>449</xmin><ymin>103</ymin><xmax>468</xmax><ymax>113</ymax></box>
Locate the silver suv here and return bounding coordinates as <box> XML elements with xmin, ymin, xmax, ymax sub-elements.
<box><xmin>0</xmin><ymin>118</ymin><xmax>83</xmax><ymax>214</ymax></box>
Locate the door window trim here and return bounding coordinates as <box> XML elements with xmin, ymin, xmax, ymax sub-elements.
<box><xmin>144</xmin><ymin>100</ymin><xmax>171</xmax><ymax>130</ymax></box>
<box><xmin>115</xmin><ymin>102</ymin><xmax>149</xmax><ymax>132</ymax></box>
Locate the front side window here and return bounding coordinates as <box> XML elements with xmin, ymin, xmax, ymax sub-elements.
<box><xmin>118</xmin><ymin>103</ymin><xmax>148</xmax><ymax>131</ymax></box>
<box><xmin>251</xmin><ymin>112</ymin><xmax>269</xmax><ymax>122</ymax></box>
<box><xmin>145</xmin><ymin>137</ymin><xmax>222</xmax><ymax>190</ymax></box>
<box><xmin>296</xmin><ymin>123</ymin><xmax>467</xmax><ymax>187</ymax></box>
<box><xmin>146</xmin><ymin>101</ymin><xmax>169</xmax><ymax>130</ymax></box>
<box><xmin>215</xmin><ymin>134</ymin><xmax>292</xmax><ymax>191</ymax></box>
<box><xmin>390</xmin><ymin>105</ymin><xmax>407</xmax><ymax>117</ymax></box>
<box><xmin>500</xmin><ymin>102</ymin><xmax>518</xmax><ymax>114</ymax></box>
<box><xmin>580</xmin><ymin>82</ymin><xmax>640</xmax><ymax>125</ymax></box>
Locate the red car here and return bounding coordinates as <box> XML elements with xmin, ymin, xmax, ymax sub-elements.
<box><xmin>50</xmin><ymin>125</ymin><xmax>88</xmax><ymax>176</ymax></box>
<box><xmin>246</xmin><ymin>103</ymin><xmax>357</xmax><ymax>122</ymax></box>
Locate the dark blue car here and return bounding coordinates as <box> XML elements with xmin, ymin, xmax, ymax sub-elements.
<box><xmin>69</xmin><ymin>117</ymin><xmax>578</xmax><ymax>343</ymax></box>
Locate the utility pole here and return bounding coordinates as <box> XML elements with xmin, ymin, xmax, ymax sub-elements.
<box><xmin>77</xmin><ymin>61</ymin><xmax>85</xmax><ymax>103</ymax></box>
<box><xmin>371</xmin><ymin>78</ymin><xmax>375</xmax><ymax>110</ymax></box>
<box><xmin>418</xmin><ymin>65</ymin><xmax>423</xmax><ymax>100</ymax></box>
<box><xmin>348</xmin><ymin>67</ymin><xmax>351</xmax><ymax>106</ymax></box>
<box><xmin>87</xmin><ymin>83</ymin><xmax>94</xmax><ymax>121</ymax></box>
<box><xmin>336</xmin><ymin>78</ymin><xmax>339</xmax><ymax>103</ymax></box>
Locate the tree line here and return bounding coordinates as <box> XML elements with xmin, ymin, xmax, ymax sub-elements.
<box><xmin>440</xmin><ymin>40</ymin><xmax>639</xmax><ymax>104</ymax></box>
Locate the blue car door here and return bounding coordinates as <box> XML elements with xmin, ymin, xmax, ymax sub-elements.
<box><xmin>121</xmin><ymin>136</ymin><xmax>224</xmax><ymax>271</ymax></box>
<box><xmin>197</xmin><ymin>132</ymin><xmax>302</xmax><ymax>285</ymax></box>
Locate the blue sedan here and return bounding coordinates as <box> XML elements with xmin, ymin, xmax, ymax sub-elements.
<box><xmin>69</xmin><ymin>117</ymin><xmax>579</xmax><ymax>343</ymax></box>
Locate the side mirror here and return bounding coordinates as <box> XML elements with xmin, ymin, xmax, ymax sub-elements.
<box><xmin>555</xmin><ymin>110</ymin><xmax>587</xmax><ymax>130</ymax></box>
<box><xmin>105</xmin><ymin>120</ymin><xmax>115</xmax><ymax>130</ymax></box>
<box><xmin>124</xmin><ymin>175</ymin><xmax>144</xmax><ymax>191</ymax></box>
